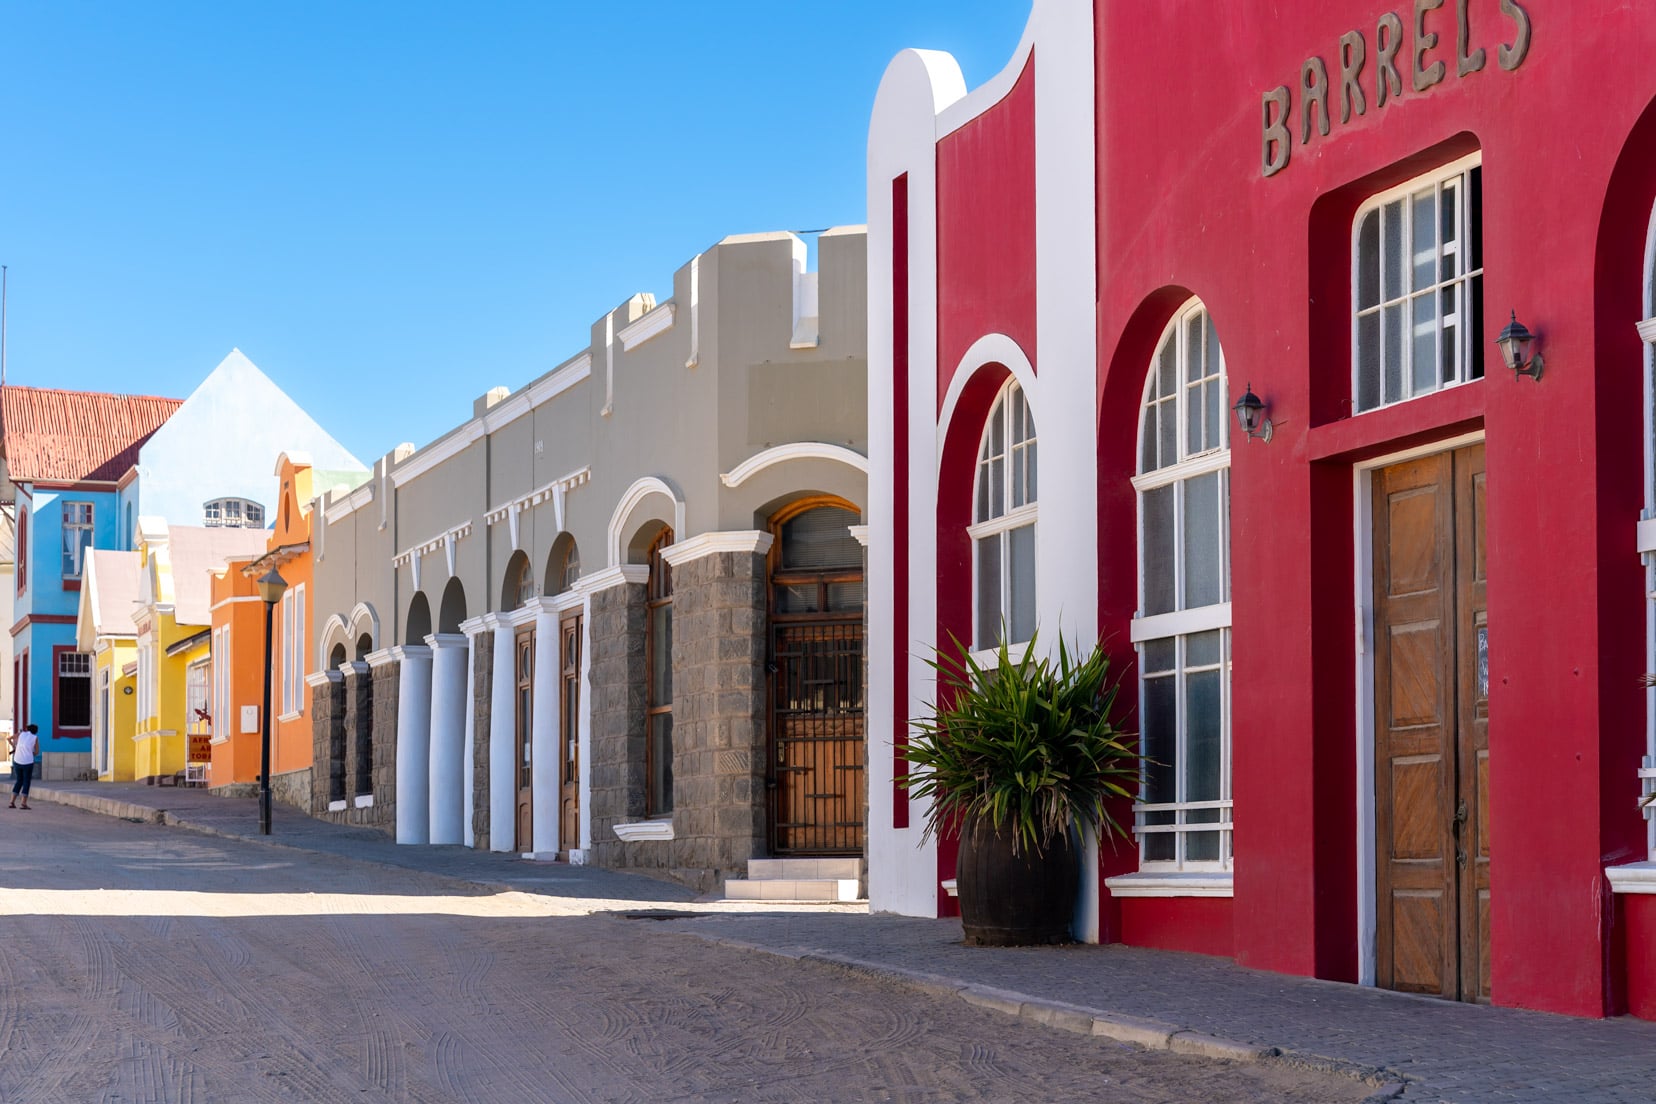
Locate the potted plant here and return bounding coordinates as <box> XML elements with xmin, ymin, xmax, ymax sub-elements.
<box><xmin>903</xmin><ymin>633</ymin><xmax>1140</xmax><ymax>946</ymax></box>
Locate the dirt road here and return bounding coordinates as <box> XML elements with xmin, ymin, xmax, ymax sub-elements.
<box><xmin>0</xmin><ymin>801</ymin><xmax>1371</xmax><ymax>1102</ymax></box>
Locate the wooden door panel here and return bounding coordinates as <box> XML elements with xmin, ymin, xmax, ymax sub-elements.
<box><xmin>1374</xmin><ymin>451</ymin><xmax>1457</xmax><ymax>999</ymax></box>
<box><xmin>1388</xmin><ymin>625</ymin><xmax>1445</xmax><ymax>728</ymax></box>
<box><xmin>1392</xmin><ymin>892</ymin><xmax>1449</xmax><ymax>994</ymax></box>
<box><xmin>1374</xmin><ymin>443</ymin><xmax>1491</xmax><ymax>1004</ymax></box>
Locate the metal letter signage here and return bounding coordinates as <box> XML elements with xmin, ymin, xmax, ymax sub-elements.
<box><xmin>1260</xmin><ymin>0</ymin><xmax>1531</xmax><ymax>176</ymax></box>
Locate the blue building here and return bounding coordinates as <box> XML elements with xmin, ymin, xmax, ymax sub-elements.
<box><xmin>3</xmin><ymin>386</ymin><xmax>182</xmax><ymax>778</ymax></box>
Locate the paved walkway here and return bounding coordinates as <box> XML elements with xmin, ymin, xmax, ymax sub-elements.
<box><xmin>23</xmin><ymin>780</ymin><xmax>1656</xmax><ymax>1103</ymax></box>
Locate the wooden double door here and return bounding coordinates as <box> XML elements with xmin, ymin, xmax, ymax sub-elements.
<box><xmin>1372</xmin><ymin>443</ymin><xmax>1490</xmax><ymax>1002</ymax></box>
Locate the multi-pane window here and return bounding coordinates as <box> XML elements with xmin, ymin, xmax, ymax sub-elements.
<box><xmin>280</xmin><ymin>585</ymin><xmax>306</xmax><ymax>716</ymax></box>
<box><xmin>203</xmin><ymin>497</ymin><xmax>265</xmax><ymax>529</ymax></box>
<box><xmin>58</xmin><ymin>651</ymin><xmax>92</xmax><ymax>729</ymax></box>
<box><xmin>212</xmin><ymin>626</ymin><xmax>231</xmax><ymax>741</ymax></box>
<box><xmin>63</xmin><ymin>502</ymin><xmax>93</xmax><ymax>579</ymax></box>
<box><xmin>1354</xmin><ymin>157</ymin><xmax>1484</xmax><ymax>413</ymax></box>
<box><xmin>1134</xmin><ymin>299</ymin><xmax>1232</xmax><ymax>871</ymax></box>
<box><xmin>186</xmin><ymin>661</ymin><xmax>209</xmax><ymax>735</ymax></box>
<box><xmin>556</xmin><ymin>540</ymin><xmax>580</xmax><ymax>594</ymax></box>
<box><xmin>645</xmin><ymin>528</ymin><xmax>674</xmax><ymax>816</ymax></box>
<box><xmin>970</xmin><ymin>379</ymin><xmax>1037</xmax><ymax>649</ymax></box>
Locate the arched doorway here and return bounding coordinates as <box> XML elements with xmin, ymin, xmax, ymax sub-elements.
<box><xmin>767</xmin><ymin>497</ymin><xmax>865</xmax><ymax>855</ymax></box>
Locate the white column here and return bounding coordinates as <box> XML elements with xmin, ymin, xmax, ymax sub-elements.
<box><xmin>391</xmin><ymin>645</ymin><xmax>433</xmax><ymax>845</ymax></box>
<box><xmin>489</xmin><ymin>618</ymin><xmax>516</xmax><ymax>853</ymax></box>
<box><xmin>460</xmin><ymin>617</ymin><xmax>486</xmax><ymax>848</ymax></box>
<box><xmin>426</xmin><ymin>634</ymin><xmax>469</xmax><ymax>845</ymax></box>
<box><xmin>530</xmin><ymin>601</ymin><xmax>561</xmax><ymax>857</ymax></box>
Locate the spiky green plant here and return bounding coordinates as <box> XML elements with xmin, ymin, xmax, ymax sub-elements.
<box><xmin>902</xmin><ymin>632</ymin><xmax>1140</xmax><ymax>856</ymax></box>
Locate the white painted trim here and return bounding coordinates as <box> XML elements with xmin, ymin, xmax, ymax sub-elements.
<box><xmin>484</xmin><ymin>468</ymin><xmax>592</xmax><ymax>526</ymax></box>
<box><xmin>388</xmin><ymin>645</ymin><xmax>432</xmax><ymax>663</ymax></box>
<box><xmin>569</xmin><ymin>569</ymin><xmax>645</xmax><ymax>595</ymax></box>
<box><xmin>349</xmin><ymin>602</ymin><xmax>380</xmax><ymax>653</ymax></box>
<box><xmin>458</xmin><ymin>614</ymin><xmax>489</xmax><ymax>638</ymax></box>
<box><xmin>324</xmin><ymin>480</ymin><xmax>375</xmax><ymax>526</ymax></box>
<box><xmin>618</xmin><ymin>302</ymin><xmax>677</xmax><ymax>350</ymax></box>
<box><xmin>354</xmin><ymin>793</ymin><xmax>375</xmax><ymax>808</ymax></box>
<box><xmin>303</xmin><ymin>671</ymin><xmax>338</xmax><ymax>689</ymax></box>
<box><xmin>935</xmin><ymin>14</ymin><xmax>1033</xmax><ymax>138</ymax></box>
<box><xmin>342</xmin><ymin>661</ymin><xmax>370</xmax><ymax>678</ymax></box>
<box><xmin>1104</xmin><ymin>872</ymin><xmax>1235</xmax><ymax>898</ymax></box>
<box><xmin>719</xmin><ymin>443</ymin><xmax>870</xmax><ymax>489</ymax></box>
<box><xmin>209</xmin><ymin>595</ymin><xmax>265</xmax><ymax>613</ymax></box>
<box><xmin>612</xmin><ymin>819</ymin><xmax>674</xmax><ymax>842</ymax></box>
<box><xmin>277</xmin><ymin>711</ymin><xmax>302</xmax><ymax>724</ymax></box>
<box><xmin>365</xmin><ymin>648</ymin><xmax>397</xmax><ymax>669</ymax></box>
<box><xmin>847</xmin><ymin>525</ymin><xmax>870</xmax><ymax>547</ymax></box>
<box><xmin>481</xmin><ymin>390</ymin><xmax>532</xmax><ymax>434</ymax></box>
<box><xmin>1130</xmin><ymin>604</ymin><xmax>1233</xmax><ymax>644</ymax></box>
<box><xmin>936</xmin><ymin>334</ymin><xmax>1038</xmax><ymax>467</ymax></box>
<box><xmin>1131</xmin><ymin>448</ymin><xmax>1231</xmax><ymax>494</ymax></box>
<box><xmin>317</xmin><ymin>612</ymin><xmax>349</xmax><ymax>670</ymax></box>
<box><xmin>685</xmin><ymin>254</ymin><xmax>702</xmax><ymax>368</ymax></box>
<box><xmin>328</xmin><ymin>799</ymin><xmax>348</xmax><ymax>812</ymax></box>
<box><xmin>1638</xmin><ymin>518</ymin><xmax>1656</xmax><ymax>555</ymax></box>
<box><xmin>1607</xmin><ymin>862</ymin><xmax>1656</xmax><ymax>894</ymax></box>
<box><xmin>1351</xmin><ymin>429</ymin><xmax>1487</xmax><ymax>987</ymax></box>
<box><xmin>392</xmin><ymin>522</ymin><xmax>474</xmax><ymax>571</ymax></box>
<box><xmin>389</xmin><ymin>421</ymin><xmax>485</xmax><ymax>489</ymax></box>
<box><xmin>657</xmin><ymin>531</ymin><xmax>774</xmax><ymax>566</ymax></box>
<box><xmin>529</xmin><ymin>353</ymin><xmax>593</xmax><ymax>410</ymax></box>
<box><xmin>605</xmin><ymin>476</ymin><xmax>686</xmax><ymax>567</ymax></box>
<box><xmin>424</xmin><ymin>633</ymin><xmax>469</xmax><ymax>650</ymax></box>
<box><xmin>1638</xmin><ymin>318</ymin><xmax>1656</xmax><ymax>345</ymax></box>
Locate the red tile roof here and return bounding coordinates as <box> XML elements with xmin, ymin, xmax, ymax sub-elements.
<box><xmin>1</xmin><ymin>385</ymin><xmax>183</xmax><ymax>484</ymax></box>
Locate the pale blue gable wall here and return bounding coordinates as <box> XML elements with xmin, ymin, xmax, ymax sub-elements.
<box><xmin>124</xmin><ymin>349</ymin><xmax>366</xmax><ymax>529</ymax></box>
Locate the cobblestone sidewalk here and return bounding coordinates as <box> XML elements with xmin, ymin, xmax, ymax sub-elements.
<box><xmin>28</xmin><ymin>780</ymin><xmax>1656</xmax><ymax>1103</ymax></box>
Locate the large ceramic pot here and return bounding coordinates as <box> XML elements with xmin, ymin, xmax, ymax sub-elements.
<box><xmin>955</xmin><ymin>816</ymin><xmax>1078</xmax><ymax>946</ymax></box>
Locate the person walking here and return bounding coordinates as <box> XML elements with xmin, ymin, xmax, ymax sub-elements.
<box><xmin>9</xmin><ymin>723</ymin><xmax>38</xmax><ymax>809</ymax></box>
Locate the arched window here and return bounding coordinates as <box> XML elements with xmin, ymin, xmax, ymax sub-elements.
<box><xmin>645</xmin><ymin>528</ymin><xmax>674</xmax><ymax>816</ymax></box>
<box><xmin>971</xmin><ymin>379</ymin><xmax>1037</xmax><ymax>649</ymax></box>
<box><xmin>1134</xmin><ymin>300</ymin><xmax>1232</xmax><ymax>872</ymax></box>
<box><xmin>203</xmin><ymin>497</ymin><xmax>265</xmax><ymax>529</ymax></box>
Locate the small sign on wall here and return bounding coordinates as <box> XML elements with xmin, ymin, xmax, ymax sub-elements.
<box><xmin>241</xmin><ymin>705</ymin><xmax>259</xmax><ymax>734</ymax></box>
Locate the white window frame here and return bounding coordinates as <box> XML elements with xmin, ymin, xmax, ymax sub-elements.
<box><xmin>204</xmin><ymin>497</ymin><xmax>266</xmax><ymax>529</ymax></box>
<box><xmin>1352</xmin><ymin>152</ymin><xmax>1484</xmax><ymax>414</ymax></box>
<box><xmin>1638</xmin><ymin>199</ymin><xmax>1656</xmax><ymax>861</ymax></box>
<box><xmin>212</xmin><ymin>626</ymin><xmax>232</xmax><ymax>744</ymax></box>
<box><xmin>96</xmin><ymin>664</ymin><xmax>112</xmax><ymax>773</ymax></box>
<box><xmin>971</xmin><ymin>378</ymin><xmax>1038</xmax><ymax>651</ymax></box>
<box><xmin>63</xmin><ymin>501</ymin><xmax>94</xmax><ymax>579</ymax></box>
<box><xmin>280</xmin><ymin>584</ymin><xmax>306</xmax><ymax>719</ymax></box>
<box><xmin>186</xmin><ymin>659</ymin><xmax>209</xmax><ymax>736</ymax></box>
<box><xmin>1131</xmin><ymin>299</ymin><xmax>1233</xmax><ymax>876</ymax></box>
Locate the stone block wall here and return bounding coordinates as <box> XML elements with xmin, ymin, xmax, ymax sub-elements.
<box><xmin>369</xmin><ymin>661</ymin><xmax>400</xmax><ymax>825</ymax></box>
<box><xmin>310</xmin><ymin>675</ymin><xmax>346</xmax><ymax>812</ymax></box>
<box><xmin>588</xmin><ymin>581</ymin><xmax>648</xmax><ymax>867</ymax></box>
<box><xmin>470</xmin><ymin>631</ymin><xmax>494</xmax><ymax>849</ymax></box>
<box><xmin>667</xmin><ymin>550</ymin><xmax>768</xmax><ymax>876</ymax></box>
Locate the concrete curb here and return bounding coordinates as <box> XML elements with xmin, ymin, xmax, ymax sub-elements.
<box><xmin>699</xmin><ymin>936</ymin><xmax>1405</xmax><ymax>1096</ymax></box>
<box><xmin>30</xmin><ymin>786</ymin><xmax>166</xmax><ymax>824</ymax></box>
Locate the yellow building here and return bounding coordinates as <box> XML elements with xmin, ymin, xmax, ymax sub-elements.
<box><xmin>76</xmin><ymin>550</ymin><xmax>140</xmax><ymax>780</ymax></box>
<box><xmin>80</xmin><ymin>520</ymin><xmax>267</xmax><ymax>783</ymax></box>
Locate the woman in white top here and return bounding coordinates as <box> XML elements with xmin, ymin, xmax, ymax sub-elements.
<box><xmin>9</xmin><ymin>723</ymin><xmax>38</xmax><ymax>809</ymax></box>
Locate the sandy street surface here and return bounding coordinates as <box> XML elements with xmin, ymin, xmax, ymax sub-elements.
<box><xmin>0</xmin><ymin>802</ymin><xmax>1371</xmax><ymax>1103</ymax></box>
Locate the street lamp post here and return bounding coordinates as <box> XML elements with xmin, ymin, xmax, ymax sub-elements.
<box><xmin>256</xmin><ymin>567</ymin><xmax>289</xmax><ymax>835</ymax></box>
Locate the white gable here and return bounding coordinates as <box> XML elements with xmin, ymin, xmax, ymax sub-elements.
<box><xmin>126</xmin><ymin>350</ymin><xmax>367</xmax><ymax>530</ymax></box>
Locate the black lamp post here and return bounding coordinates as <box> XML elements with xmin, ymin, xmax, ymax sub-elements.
<box><xmin>256</xmin><ymin>566</ymin><xmax>289</xmax><ymax>835</ymax></box>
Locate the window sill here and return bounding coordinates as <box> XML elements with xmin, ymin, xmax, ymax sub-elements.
<box><xmin>354</xmin><ymin>794</ymin><xmax>374</xmax><ymax>809</ymax></box>
<box><xmin>969</xmin><ymin>639</ymin><xmax>1033</xmax><ymax>668</ymax></box>
<box><xmin>1105</xmin><ymin>872</ymin><xmax>1234</xmax><ymax>898</ymax></box>
<box><xmin>613</xmin><ymin>819</ymin><xmax>674</xmax><ymax>842</ymax></box>
<box><xmin>1607</xmin><ymin>861</ymin><xmax>1656</xmax><ymax>895</ymax></box>
<box><xmin>277</xmin><ymin>711</ymin><xmax>302</xmax><ymax>724</ymax></box>
<box><xmin>327</xmin><ymin>800</ymin><xmax>347</xmax><ymax>812</ymax></box>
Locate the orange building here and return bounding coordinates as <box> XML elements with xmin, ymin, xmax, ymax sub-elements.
<box><xmin>208</xmin><ymin>453</ymin><xmax>366</xmax><ymax>800</ymax></box>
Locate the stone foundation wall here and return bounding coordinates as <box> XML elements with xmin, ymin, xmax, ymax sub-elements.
<box><xmin>307</xmin><ymin>663</ymin><xmax>394</xmax><ymax>830</ymax></box>
<box><xmin>588</xmin><ymin>581</ymin><xmax>647</xmax><ymax>868</ymax></box>
<box><xmin>470</xmin><ymin>631</ymin><xmax>494</xmax><ymax>849</ymax></box>
<box><xmin>667</xmin><ymin>550</ymin><xmax>767</xmax><ymax>876</ymax></box>
<box><xmin>310</xmin><ymin>676</ymin><xmax>346</xmax><ymax>812</ymax></box>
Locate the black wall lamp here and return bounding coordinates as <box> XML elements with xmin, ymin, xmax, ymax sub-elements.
<box><xmin>1231</xmin><ymin>382</ymin><xmax>1273</xmax><ymax>443</ymax></box>
<box><xmin>1497</xmin><ymin>311</ymin><xmax>1543</xmax><ymax>381</ymax></box>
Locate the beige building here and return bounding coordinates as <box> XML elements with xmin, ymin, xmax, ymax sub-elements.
<box><xmin>310</xmin><ymin>228</ymin><xmax>868</xmax><ymax>893</ymax></box>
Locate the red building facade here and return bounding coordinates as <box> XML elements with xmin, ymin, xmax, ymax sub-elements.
<box><xmin>867</xmin><ymin>0</ymin><xmax>1656</xmax><ymax>1019</ymax></box>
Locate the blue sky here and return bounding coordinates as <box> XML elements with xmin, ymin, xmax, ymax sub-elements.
<box><xmin>1</xmin><ymin>2</ymin><xmax>1031</xmax><ymax>464</ymax></box>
